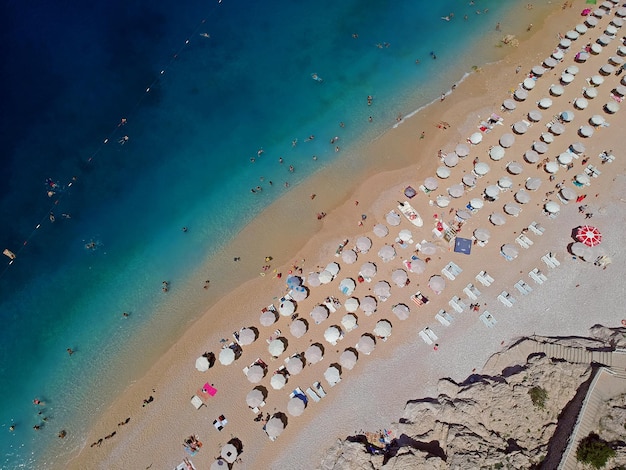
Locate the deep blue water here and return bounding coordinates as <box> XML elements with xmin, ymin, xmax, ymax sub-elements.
<box><xmin>0</xmin><ymin>0</ymin><xmax>525</xmax><ymax>466</ymax></box>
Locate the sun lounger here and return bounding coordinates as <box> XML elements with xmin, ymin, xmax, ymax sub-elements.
<box><xmin>475</xmin><ymin>271</ymin><xmax>490</xmax><ymax>287</ymax></box>
<box><xmin>585</xmin><ymin>164</ymin><xmax>601</xmax><ymax>178</ymax></box>
<box><xmin>514</xmin><ymin>280</ymin><xmax>531</xmax><ymax>295</ymax></box>
<box><xmin>529</xmin><ymin>268</ymin><xmax>543</xmax><ymax>284</ymax></box>
<box><xmin>411</xmin><ymin>291</ymin><xmax>429</xmax><ymax>307</ymax></box>
<box><xmin>519</xmin><ymin>234</ymin><xmax>533</xmax><ymax>246</ymax></box>
<box><xmin>313</xmin><ymin>381</ymin><xmax>327</xmax><ymax>398</ymax></box>
<box><xmin>176</xmin><ymin>458</ymin><xmax>197</xmax><ymax>470</ymax></box>
<box><xmin>480</xmin><ymin>311</ymin><xmax>497</xmax><ymax>328</ymax></box>
<box><xmin>435</xmin><ymin>309</ymin><xmax>453</xmax><ymax>326</ymax></box>
<box><xmin>548</xmin><ymin>253</ymin><xmax>560</xmax><ymax>266</ymax></box>
<box><xmin>424</xmin><ymin>327</ymin><xmax>438</xmax><ymax>342</ymax></box>
<box><xmin>324</xmin><ymin>298</ymin><xmax>337</xmax><ymax>313</ymax></box>
<box><xmin>441</xmin><ymin>262</ymin><xmax>463</xmax><ymax>281</ymax></box>
<box><xmin>191</xmin><ymin>395</ymin><xmax>204</xmax><ymax>410</ymax></box>
<box><xmin>419</xmin><ymin>330</ymin><xmax>433</xmax><ymax>345</ymax></box>
<box><xmin>528</xmin><ymin>221</ymin><xmax>545</xmax><ymax>236</ymax></box>
<box><xmin>306</xmin><ymin>387</ymin><xmax>321</xmax><ymax>403</ymax></box>
<box><xmin>449</xmin><ymin>296</ymin><xmax>466</xmax><ymax>313</ymax></box>
<box><xmin>463</xmin><ymin>283</ymin><xmax>481</xmax><ymax>301</ymax></box>
<box><xmin>542</xmin><ymin>253</ymin><xmax>559</xmax><ymax>268</ymax></box>
<box><xmin>515</xmin><ymin>236</ymin><xmax>530</xmax><ymax>249</ymax></box>
<box><xmin>497</xmin><ymin>291</ymin><xmax>515</xmax><ymax>307</ymax></box>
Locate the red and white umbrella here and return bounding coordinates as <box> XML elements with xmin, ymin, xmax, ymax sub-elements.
<box><xmin>576</xmin><ymin>225</ymin><xmax>602</xmax><ymax>247</ymax></box>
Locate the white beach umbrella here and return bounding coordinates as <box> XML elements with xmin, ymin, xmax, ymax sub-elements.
<box><xmin>310</xmin><ymin>305</ymin><xmax>329</xmax><ymax>324</ymax></box>
<box><xmin>591</xmin><ymin>75</ymin><xmax>605</xmax><ymax>86</ymax></box>
<box><xmin>462</xmin><ymin>173</ymin><xmax>477</xmax><ymax>188</ymax></box>
<box><xmin>561</xmin><ymin>73</ymin><xmax>575</xmax><ymax>84</ymax></box>
<box><xmin>605</xmin><ymin>101</ymin><xmax>620</xmax><ymax>113</ymax></box>
<box><xmin>455</xmin><ymin>143</ymin><xmax>470</xmax><ymax>157</ymax></box>
<box><xmin>593</xmin><ymin>8</ymin><xmax>605</xmax><ymax>17</ymax></box>
<box><xmin>195</xmin><ymin>356</ymin><xmax>210</xmax><ymax>372</ymax></box>
<box><xmin>260</xmin><ymin>309</ymin><xmax>278</xmax><ymax>327</ymax></box>
<box><xmin>489</xmin><ymin>145</ymin><xmax>505</xmax><ymax>161</ymax></box>
<box><xmin>324</xmin><ymin>365</ymin><xmax>341</xmax><ymax>385</ymax></box>
<box><xmin>538</xmin><ymin>97</ymin><xmax>553</xmax><ymax>109</ymax></box>
<box><xmin>559</xmin><ymin>38</ymin><xmax>572</xmax><ymax>49</ymax></box>
<box><xmin>339</xmin><ymin>349</ymin><xmax>358</xmax><ymax>370</ymax></box>
<box><xmin>612</xmin><ymin>16</ymin><xmax>624</xmax><ymax>26</ymax></box>
<box><xmin>560</xmin><ymin>110</ymin><xmax>575</xmax><ymax>122</ymax></box>
<box><xmin>618</xmin><ymin>45</ymin><xmax>626</xmax><ymax>57</ymax></box>
<box><xmin>268</xmin><ymin>339</ymin><xmax>286</xmax><ymax>357</ymax></box>
<box><xmin>550</xmin><ymin>84</ymin><xmax>564</xmax><ymax>96</ymax></box>
<box><xmin>576</xmin><ymin>51</ymin><xmax>590</xmax><ymax>63</ymax></box>
<box><xmin>533</xmin><ymin>141</ymin><xmax>549</xmax><ymax>154</ymax></box>
<box><xmin>474</xmin><ymin>162</ymin><xmax>490</xmax><ymax>176</ymax></box>
<box><xmin>290</xmin><ymin>319</ymin><xmax>308</xmax><ymax>339</ymax></box>
<box><xmin>344</xmin><ymin>297</ymin><xmax>359</xmax><ymax>313</ymax></box>
<box><xmin>528</xmin><ymin>110</ymin><xmax>543</xmax><ymax>122</ymax></box>
<box><xmin>513</xmin><ymin>121</ymin><xmax>528</xmax><ymax>134</ymax></box>
<box><xmin>444</xmin><ymin>152</ymin><xmax>459</xmax><ymax>167</ymax></box>
<box><xmin>524</xmin><ymin>150</ymin><xmax>539</xmax><ymax>163</ymax></box>
<box><xmin>356</xmin><ymin>236</ymin><xmax>372</xmax><ymax>252</ymax></box>
<box><xmin>574</xmin><ymin>173</ymin><xmax>591</xmax><ymax>185</ymax></box>
<box><xmin>406</xmin><ymin>257</ymin><xmax>427</xmax><ymax>273</ymax></box>
<box><xmin>609</xmin><ymin>56</ymin><xmax>624</xmax><ymax>66</ymax></box>
<box><xmin>325</xmin><ymin>262</ymin><xmax>340</xmax><ymax>277</ymax></box>
<box><xmin>501</xmin><ymin>244</ymin><xmax>519</xmax><ymax>260</ymax></box>
<box><xmin>305</xmin><ymin>344</ymin><xmax>323</xmax><ymax>364</ymax></box>
<box><xmin>279</xmin><ymin>299</ymin><xmax>296</xmax><ymax>316</ymax></box>
<box><xmin>356</xmin><ymin>334</ymin><xmax>376</xmax><ymax>355</ymax></box>
<box><xmin>341</xmin><ymin>313</ymin><xmax>358</xmax><ymax>331</ymax></box>
<box><xmin>574</xmin><ymin>97</ymin><xmax>589</xmax><ymax>109</ymax></box>
<box><xmin>591</xmin><ymin>43</ymin><xmax>603</xmax><ymax>55</ymax></box>
<box><xmin>570</xmin><ymin>142</ymin><xmax>586</xmax><ymax>154</ymax></box>
<box><xmin>373</xmin><ymin>224</ymin><xmax>388</xmax><ymax>238</ymax></box>
<box><xmin>489</xmin><ymin>212</ymin><xmax>507</xmax><ymax>226</ymax></box>
<box><xmin>557</xmin><ymin>152</ymin><xmax>573</xmax><ymax>165</ymax></box>
<box><xmin>341</xmin><ymin>248</ymin><xmax>357</xmax><ymax>264</ymax></box>
<box><xmin>474</xmin><ymin>227</ymin><xmax>491</xmax><ymax>242</ymax></box>
<box><xmin>545</xmin><ymin>161</ymin><xmax>560</xmax><ymax>174</ymax></box>
<box><xmin>428</xmin><ymin>275</ymin><xmax>446</xmax><ymax>294</ymax></box>
<box><xmin>360</xmin><ymin>296</ymin><xmax>377</xmax><ymax>315</ymax></box>
<box><xmin>514</xmin><ymin>190</ymin><xmax>531</xmax><ymax>204</ymax></box>
<box><xmin>618</xmin><ymin>7</ymin><xmax>626</xmax><ymax>17</ymax></box>
<box><xmin>378</xmin><ymin>244</ymin><xmax>396</xmax><ymax>262</ymax></box>
<box><xmin>597</xmin><ymin>35</ymin><xmax>611</xmax><ymax>46</ymax></box>
<box><xmin>286</xmin><ymin>356</ymin><xmax>304</xmax><ymax>375</ymax></box>
<box><xmin>544</xmin><ymin>201</ymin><xmax>561</xmax><ymax>214</ymax></box>
<box><xmin>239</xmin><ymin>327</ymin><xmax>257</xmax><ymax>346</ymax></box>
<box><xmin>579</xmin><ymin>125</ymin><xmax>594</xmax><ymax>137</ymax></box>
<box><xmin>373</xmin><ymin>320</ymin><xmax>392</xmax><ymax>339</ymax></box>
<box><xmin>498</xmin><ymin>177</ymin><xmax>513</xmax><ymax>189</ymax></box>
<box><xmin>469</xmin><ymin>131</ymin><xmax>483</xmax><ymax>144</ymax></box>
<box><xmin>385</xmin><ymin>211</ymin><xmax>401</xmax><ymax>226</ymax></box>
<box><xmin>552</xmin><ymin>50</ymin><xmax>565</xmax><ymax>60</ymax></box>
<box><xmin>525</xmin><ymin>177</ymin><xmax>542</xmax><ymax>191</ymax></box>
<box><xmin>290</xmin><ymin>285</ymin><xmax>307</xmax><ymax>302</ymax></box>
<box><xmin>523</xmin><ymin>77</ymin><xmax>536</xmax><ymax>90</ymax></box>
<box><xmin>566</xmin><ymin>65</ymin><xmax>580</xmax><ymax>75</ymax></box>
<box><xmin>584</xmin><ymin>87</ymin><xmax>598</xmax><ymax>99</ymax></box>
<box><xmin>507</xmin><ymin>162</ymin><xmax>523</xmax><ymax>175</ymax></box>
<box><xmin>600</xmin><ymin>1</ymin><xmax>613</xmax><ymax>10</ymax></box>
<box><xmin>287</xmin><ymin>396</ymin><xmax>305</xmax><ymax>416</ymax></box>
<box><xmin>360</xmin><ymin>261</ymin><xmax>377</xmax><ymax>278</ymax></box>
<box><xmin>398</xmin><ymin>229</ymin><xmax>413</xmax><ymax>242</ymax></box>
<box><xmin>448</xmin><ymin>184</ymin><xmax>464</xmax><ymax>198</ymax></box>
<box><xmin>419</xmin><ymin>242</ymin><xmax>437</xmax><ymax>255</ymax></box>
<box><xmin>502</xmin><ymin>98</ymin><xmax>517</xmax><ymax>110</ymax></box>
<box><xmin>392</xmin><ymin>303</ymin><xmax>410</xmax><ymax>321</ymax></box>
<box><xmin>560</xmin><ymin>187</ymin><xmax>577</xmax><ymax>201</ymax></box>
<box><xmin>270</xmin><ymin>373</ymin><xmax>286</xmax><ymax>390</ymax></box>
<box><xmin>219</xmin><ymin>347</ymin><xmax>235</xmax><ymax>365</ymax></box>
<box><xmin>307</xmin><ymin>272</ymin><xmax>321</xmax><ymax>287</ymax></box>
<box><xmin>318</xmin><ymin>270</ymin><xmax>333</xmax><ymax>284</ymax></box>
<box><xmin>485</xmin><ymin>185</ymin><xmax>500</xmax><ymax>200</ymax></box>
<box><xmin>373</xmin><ymin>280</ymin><xmax>391</xmax><ymax>298</ymax></box>
<box><xmin>549</xmin><ymin>122</ymin><xmax>565</xmax><ymax>135</ymax></box>
<box><xmin>504</xmin><ymin>202</ymin><xmax>522</xmax><ymax>216</ymax></box>
<box><xmin>606</xmin><ymin>24</ymin><xmax>618</xmax><ymax>35</ymax></box>
<box><xmin>500</xmin><ymin>133</ymin><xmax>515</xmax><ymax>148</ymax></box>
<box><xmin>246</xmin><ymin>388</ymin><xmax>266</xmax><ymax>408</ymax></box>
<box><xmin>531</xmin><ymin>65</ymin><xmax>546</xmax><ymax>76</ymax></box>
<box><xmin>247</xmin><ymin>364</ymin><xmax>265</xmax><ymax>383</ymax></box>
<box><xmin>541</xmin><ymin>132</ymin><xmax>554</xmax><ymax>144</ymax></box>
<box><xmin>586</xmin><ymin>16</ymin><xmax>598</xmax><ymax>27</ymax></box>
<box><xmin>324</xmin><ymin>326</ymin><xmax>342</xmax><ymax>344</ymax></box>
<box><xmin>565</xmin><ymin>30</ymin><xmax>579</xmax><ymax>40</ymax></box>
<box><xmin>456</xmin><ymin>210</ymin><xmax>472</xmax><ymax>221</ymax></box>
<box><xmin>601</xmin><ymin>64</ymin><xmax>615</xmax><ymax>75</ymax></box>
<box><xmin>221</xmin><ymin>444</ymin><xmax>239</xmax><ymax>464</ymax></box>
<box><xmin>265</xmin><ymin>416</ymin><xmax>285</xmax><ymax>439</ymax></box>
<box><xmin>614</xmin><ymin>85</ymin><xmax>626</xmax><ymax>97</ymax></box>
<box><xmin>544</xmin><ymin>57</ymin><xmax>558</xmax><ymax>68</ymax></box>
<box><xmin>424</xmin><ymin>177</ymin><xmax>439</xmax><ymax>191</ymax></box>
<box><xmin>436</xmin><ymin>166</ymin><xmax>451</xmax><ymax>179</ymax></box>
<box><xmin>575</xmin><ymin>24</ymin><xmax>588</xmax><ymax>34</ymax></box>
<box><xmin>338</xmin><ymin>277</ymin><xmax>356</xmax><ymax>295</ymax></box>
<box><xmin>436</xmin><ymin>196</ymin><xmax>450</xmax><ymax>208</ymax></box>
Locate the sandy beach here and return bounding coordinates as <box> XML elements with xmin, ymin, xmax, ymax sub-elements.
<box><xmin>65</xmin><ymin>2</ymin><xmax>626</xmax><ymax>469</ymax></box>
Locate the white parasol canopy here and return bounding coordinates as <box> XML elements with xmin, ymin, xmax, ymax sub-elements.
<box><xmin>360</xmin><ymin>296</ymin><xmax>377</xmax><ymax>315</ymax></box>
<box><xmin>545</xmin><ymin>161</ymin><xmax>560</xmax><ymax>174</ymax></box>
<box><xmin>590</xmin><ymin>74</ymin><xmax>605</xmax><ymax>85</ymax></box>
<box><xmin>584</xmin><ymin>87</ymin><xmax>598</xmax><ymax>99</ymax></box>
<box><xmin>356</xmin><ymin>334</ymin><xmax>376</xmax><ymax>355</ymax></box>
<box><xmin>305</xmin><ymin>344</ymin><xmax>323</xmax><ymax>364</ymax></box>
<box><xmin>462</xmin><ymin>173</ymin><xmax>477</xmax><ymax>187</ymax></box>
<box><xmin>549</xmin><ymin>122</ymin><xmax>565</xmax><ymax>135</ymax></box>
<box><xmin>455</xmin><ymin>143</ymin><xmax>470</xmax><ymax>157</ymax></box>
<box><xmin>544</xmin><ymin>201</ymin><xmax>561</xmax><ymax>213</ymax></box>
<box><xmin>339</xmin><ymin>349</ymin><xmax>358</xmax><ymax>370</ymax></box>
<box><xmin>557</xmin><ymin>152</ymin><xmax>573</xmax><ymax>165</ymax></box>
<box><xmin>503</xmin><ymin>98</ymin><xmax>517</xmax><ymax>110</ymax></box>
<box><xmin>524</xmin><ymin>150</ymin><xmax>539</xmax><ymax>163</ymax></box>
<box><xmin>373</xmin><ymin>280</ymin><xmax>391</xmax><ymax>298</ymax></box>
<box><xmin>541</xmin><ymin>132</ymin><xmax>554</xmax><ymax>144</ymax></box>
<box><xmin>544</xmin><ymin>57</ymin><xmax>558</xmax><ymax>68</ymax></box>
<box><xmin>579</xmin><ymin>125</ymin><xmax>594</xmax><ymax>137</ymax></box>
<box><xmin>373</xmin><ymin>320</ymin><xmax>392</xmax><ymax>339</ymax></box>
<box><xmin>489</xmin><ymin>212</ymin><xmax>507</xmax><ymax>226</ymax></box>
<box><xmin>559</xmin><ymin>38</ymin><xmax>572</xmax><ymax>49</ymax></box>
<box><xmin>391</xmin><ymin>269</ymin><xmax>408</xmax><ymax>287</ymax></box>
<box><xmin>344</xmin><ymin>297</ymin><xmax>359</xmax><ymax>313</ymax></box>
<box><xmin>356</xmin><ymin>236</ymin><xmax>372</xmax><ymax>252</ymax></box>
<box><xmin>575</xmin><ymin>24</ymin><xmax>588</xmax><ymax>34</ymax></box>
<box><xmin>271</xmin><ymin>373</ymin><xmax>287</xmax><ymax>390</ymax></box>
<box><xmin>485</xmin><ymin>185</ymin><xmax>501</xmax><ymax>199</ymax></box>
<box><xmin>605</xmin><ymin>101</ymin><xmax>620</xmax><ymax>113</ymax></box>
<box><xmin>601</xmin><ymin>64</ymin><xmax>615</xmax><ymax>75</ymax></box>
<box><xmin>424</xmin><ymin>177</ymin><xmax>439</xmax><ymax>191</ymax></box>
<box><xmin>533</xmin><ymin>141</ymin><xmax>549</xmax><ymax>154</ymax></box>
<box><xmin>310</xmin><ymin>305</ymin><xmax>329</xmax><ymax>324</ymax></box>
<box><xmin>513</xmin><ymin>121</ymin><xmax>528</xmax><ymax>134</ymax></box>
<box><xmin>586</xmin><ymin>16</ymin><xmax>599</xmax><ymax>27</ymax></box>
<box><xmin>550</xmin><ymin>84</ymin><xmax>564</xmax><ymax>96</ymax></box>
<box><xmin>290</xmin><ymin>319</ymin><xmax>308</xmax><ymax>338</ymax></box>
<box><xmin>385</xmin><ymin>210</ymin><xmax>401</xmax><ymax>226</ymax></box>
<box><xmin>501</xmin><ymin>244</ymin><xmax>519</xmax><ymax>260</ymax></box>
<box><xmin>528</xmin><ymin>109</ymin><xmax>543</xmax><ymax>122</ymax></box>
<box><xmin>565</xmin><ymin>30</ymin><xmax>579</xmax><ymax>40</ymax></box>
<box><xmin>474</xmin><ymin>227</ymin><xmax>491</xmax><ymax>242</ymax></box>
<box><xmin>325</xmin><ymin>262</ymin><xmax>340</xmax><ymax>277</ymax></box>
<box><xmin>566</xmin><ymin>65</ymin><xmax>580</xmax><ymax>75</ymax></box>
<box><xmin>525</xmin><ymin>177</ymin><xmax>542</xmax><ymax>191</ymax></box>
<box><xmin>260</xmin><ymin>309</ymin><xmax>278</xmax><ymax>327</ymax></box>
<box><xmin>571</xmin><ymin>142</ymin><xmax>586</xmax><ymax>154</ymax></box>
<box><xmin>504</xmin><ymin>202</ymin><xmax>522</xmax><ymax>216</ymax></box>
<box><xmin>574</xmin><ymin>97</ymin><xmax>589</xmax><ymax>109</ymax></box>
<box><xmin>610</xmin><ymin>56</ymin><xmax>625</xmax><ymax>66</ymax></box>
<box><xmin>514</xmin><ymin>190</ymin><xmax>531</xmax><ymax>204</ymax></box>
<box><xmin>324</xmin><ymin>365</ymin><xmax>341</xmax><ymax>385</ymax></box>
<box><xmin>219</xmin><ymin>347</ymin><xmax>235</xmax><ymax>365</ymax></box>
<box><xmin>444</xmin><ymin>152</ymin><xmax>459</xmax><ymax>167</ymax></box>
<box><xmin>490</xmin><ymin>145</ymin><xmax>505</xmax><ymax>161</ymax></box>
<box><xmin>318</xmin><ymin>270</ymin><xmax>333</xmax><ymax>284</ymax></box>
<box><xmin>561</xmin><ymin>110</ymin><xmax>575</xmax><ymax>122</ymax></box>
<box><xmin>560</xmin><ymin>187</ymin><xmax>577</xmax><ymax>201</ymax></box>
<box><xmin>239</xmin><ymin>327</ymin><xmax>257</xmax><ymax>346</ymax></box>
<box><xmin>392</xmin><ymin>303</ymin><xmax>410</xmax><ymax>321</ymax></box>
<box><xmin>373</xmin><ymin>224</ymin><xmax>389</xmax><ymax>238</ymax></box>
<box><xmin>531</xmin><ymin>65</ymin><xmax>546</xmax><ymax>76</ymax></box>
<box><xmin>324</xmin><ymin>325</ymin><xmax>342</xmax><ymax>344</ymax></box>
<box><xmin>195</xmin><ymin>356</ymin><xmax>210</xmax><ymax>372</ymax></box>
<box><xmin>500</xmin><ymin>133</ymin><xmax>515</xmax><ymax>148</ymax></box>
<box><xmin>523</xmin><ymin>77</ymin><xmax>536</xmax><ymax>90</ymax></box>
<box><xmin>246</xmin><ymin>388</ymin><xmax>266</xmax><ymax>408</ymax></box>
<box><xmin>398</xmin><ymin>229</ymin><xmax>413</xmax><ymax>242</ymax></box>
<box><xmin>341</xmin><ymin>313</ymin><xmax>358</xmax><ymax>331</ymax></box>
<box><xmin>428</xmin><ymin>275</ymin><xmax>446</xmax><ymax>294</ymax></box>
<box><xmin>498</xmin><ymin>176</ymin><xmax>513</xmax><ymax>189</ymax></box>
<box><xmin>436</xmin><ymin>166</ymin><xmax>451</xmax><ymax>179</ymax></box>
<box><xmin>268</xmin><ymin>339</ymin><xmax>286</xmax><ymax>357</ymax></box>
<box><xmin>406</xmin><ymin>257</ymin><xmax>427</xmax><ymax>273</ymax></box>
<box><xmin>338</xmin><ymin>277</ymin><xmax>356</xmax><ymax>296</ymax></box>
<box><xmin>474</xmin><ymin>162</ymin><xmax>490</xmax><ymax>175</ymax></box>
<box><xmin>279</xmin><ymin>299</ymin><xmax>296</xmax><ymax>316</ymax></box>
<box><xmin>552</xmin><ymin>50</ymin><xmax>565</xmax><ymax>60</ymax></box>
<box><xmin>286</xmin><ymin>356</ymin><xmax>304</xmax><ymax>375</ymax></box>
<box><xmin>360</xmin><ymin>261</ymin><xmax>377</xmax><ymax>278</ymax></box>
<box><xmin>341</xmin><ymin>248</ymin><xmax>358</xmax><ymax>264</ymax></box>
<box><xmin>287</xmin><ymin>396</ymin><xmax>305</xmax><ymax>416</ymax></box>
<box><xmin>378</xmin><ymin>244</ymin><xmax>396</xmax><ymax>262</ymax></box>
<box><xmin>307</xmin><ymin>272</ymin><xmax>321</xmax><ymax>288</ymax></box>
<box><xmin>247</xmin><ymin>364</ymin><xmax>265</xmax><ymax>383</ymax></box>
<box><xmin>469</xmin><ymin>132</ymin><xmax>483</xmax><ymax>144</ymax></box>
<box><xmin>448</xmin><ymin>184</ymin><xmax>465</xmax><ymax>198</ymax></box>
<box><xmin>507</xmin><ymin>162</ymin><xmax>523</xmax><ymax>175</ymax></box>
<box><xmin>538</xmin><ymin>97</ymin><xmax>553</xmax><ymax>109</ymax></box>
<box><xmin>265</xmin><ymin>416</ymin><xmax>285</xmax><ymax>439</ymax></box>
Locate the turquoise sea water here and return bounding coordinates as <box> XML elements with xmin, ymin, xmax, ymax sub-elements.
<box><xmin>0</xmin><ymin>0</ymin><xmax>536</xmax><ymax>467</ymax></box>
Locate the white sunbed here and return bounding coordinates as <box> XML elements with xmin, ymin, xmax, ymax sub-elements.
<box><xmin>542</xmin><ymin>254</ymin><xmax>558</xmax><ymax>269</ymax></box>
<box><xmin>306</xmin><ymin>387</ymin><xmax>321</xmax><ymax>403</ymax></box>
<box><xmin>529</xmin><ymin>268</ymin><xmax>548</xmax><ymax>284</ymax></box>
<box><xmin>585</xmin><ymin>164</ymin><xmax>601</xmax><ymax>178</ymax></box>
<box><xmin>498</xmin><ymin>291</ymin><xmax>514</xmax><ymax>307</ymax></box>
<box><xmin>463</xmin><ymin>283</ymin><xmax>481</xmax><ymax>301</ymax></box>
<box><xmin>442</xmin><ymin>261</ymin><xmax>463</xmax><ymax>280</ymax></box>
<box><xmin>514</xmin><ymin>280</ymin><xmax>532</xmax><ymax>295</ymax></box>
<box><xmin>424</xmin><ymin>327</ymin><xmax>438</xmax><ymax>342</ymax></box>
<box><xmin>528</xmin><ymin>221</ymin><xmax>545</xmax><ymax>236</ymax></box>
<box><xmin>449</xmin><ymin>296</ymin><xmax>466</xmax><ymax>313</ymax></box>
<box><xmin>515</xmin><ymin>236</ymin><xmax>530</xmax><ymax>249</ymax></box>
<box><xmin>419</xmin><ymin>330</ymin><xmax>433</xmax><ymax>345</ymax></box>
<box><xmin>519</xmin><ymin>234</ymin><xmax>533</xmax><ymax>246</ymax></box>
<box><xmin>191</xmin><ymin>395</ymin><xmax>204</xmax><ymax>410</ymax></box>
<box><xmin>480</xmin><ymin>311</ymin><xmax>497</xmax><ymax>328</ymax></box>
<box><xmin>313</xmin><ymin>381</ymin><xmax>327</xmax><ymax>398</ymax></box>
<box><xmin>435</xmin><ymin>309</ymin><xmax>454</xmax><ymax>326</ymax></box>
<box><xmin>475</xmin><ymin>271</ymin><xmax>490</xmax><ymax>287</ymax></box>
<box><xmin>549</xmin><ymin>253</ymin><xmax>560</xmax><ymax>266</ymax></box>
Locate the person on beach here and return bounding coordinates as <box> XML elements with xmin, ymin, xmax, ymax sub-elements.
<box><xmin>67</xmin><ymin>348</ymin><xmax>74</xmax><ymax>356</ymax></box>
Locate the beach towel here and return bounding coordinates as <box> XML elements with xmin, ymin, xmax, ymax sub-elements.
<box><xmin>202</xmin><ymin>383</ymin><xmax>217</xmax><ymax>396</ymax></box>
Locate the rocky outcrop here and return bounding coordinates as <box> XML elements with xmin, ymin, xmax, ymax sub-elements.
<box><xmin>319</xmin><ymin>327</ymin><xmax>626</xmax><ymax>470</ymax></box>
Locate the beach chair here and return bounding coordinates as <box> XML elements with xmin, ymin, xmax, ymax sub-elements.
<box><xmin>541</xmin><ymin>255</ymin><xmax>557</xmax><ymax>269</ymax></box>
<box><xmin>313</xmin><ymin>381</ymin><xmax>327</xmax><ymax>398</ymax></box>
<box><xmin>515</xmin><ymin>236</ymin><xmax>530</xmax><ymax>249</ymax></box>
<box><xmin>306</xmin><ymin>387</ymin><xmax>321</xmax><ymax>403</ymax></box>
<box><xmin>435</xmin><ymin>309</ymin><xmax>453</xmax><ymax>326</ymax></box>
<box><xmin>549</xmin><ymin>253</ymin><xmax>560</xmax><ymax>266</ymax></box>
<box><xmin>449</xmin><ymin>296</ymin><xmax>466</xmax><ymax>313</ymax></box>
<box><xmin>497</xmin><ymin>291</ymin><xmax>514</xmax><ymax>307</ymax></box>
<box><xmin>528</xmin><ymin>221</ymin><xmax>545</xmax><ymax>236</ymax></box>
<box><xmin>479</xmin><ymin>312</ymin><xmax>496</xmax><ymax>328</ymax></box>
<box><xmin>463</xmin><ymin>283</ymin><xmax>480</xmax><ymax>301</ymax></box>
<box><xmin>514</xmin><ymin>281</ymin><xmax>529</xmax><ymax>296</ymax></box>
<box><xmin>475</xmin><ymin>271</ymin><xmax>490</xmax><ymax>287</ymax></box>
<box><xmin>419</xmin><ymin>330</ymin><xmax>433</xmax><ymax>345</ymax></box>
<box><xmin>191</xmin><ymin>395</ymin><xmax>204</xmax><ymax>410</ymax></box>
<box><xmin>521</xmin><ymin>280</ymin><xmax>533</xmax><ymax>294</ymax></box>
<box><xmin>441</xmin><ymin>265</ymin><xmax>456</xmax><ymax>281</ymax></box>
<box><xmin>519</xmin><ymin>234</ymin><xmax>533</xmax><ymax>246</ymax></box>
<box><xmin>324</xmin><ymin>299</ymin><xmax>337</xmax><ymax>313</ymax></box>
<box><xmin>529</xmin><ymin>268</ymin><xmax>544</xmax><ymax>284</ymax></box>
<box><xmin>424</xmin><ymin>327</ymin><xmax>438</xmax><ymax>342</ymax></box>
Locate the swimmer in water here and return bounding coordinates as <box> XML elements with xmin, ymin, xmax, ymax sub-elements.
<box><xmin>200</xmin><ymin>33</ymin><xmax>210</xmax><ymax>38</ymax></box>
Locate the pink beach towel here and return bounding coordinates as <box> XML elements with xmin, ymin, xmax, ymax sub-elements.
<box><xmin>202</xmin><ymin>383</ymin><xmax>217</xmax><ymax>396</ymax></box>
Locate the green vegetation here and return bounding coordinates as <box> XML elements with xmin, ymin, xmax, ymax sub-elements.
<box><xmin>528</xmin><ymin>386</ymin><xmax>548</xmax><ymax>409</ymax></box>
<box><xmin>575</xmin><ymin>433</ymin><xmax>615</xmax><ymax>469</ymax></box>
